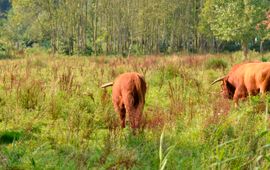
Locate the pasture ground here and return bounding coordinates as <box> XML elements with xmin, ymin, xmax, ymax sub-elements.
<box><xmin>1</xmin><ymin>52</ymin><xmax>270</xmax><ymax>169</ymax></box>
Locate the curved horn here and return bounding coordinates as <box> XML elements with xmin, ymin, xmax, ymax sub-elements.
<box><xmin>101</xmin><ymin>82</ymin><xmax>114</xmax><ymax>88</ymax></box>
<box><xmin>211</xmin><ymin>76</ymin><xmax>227</xmax><ymax>85</ymax></box>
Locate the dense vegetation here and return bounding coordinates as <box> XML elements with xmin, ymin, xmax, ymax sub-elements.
<box><xmin>0</xmin><ymin>0</ymin><xmax>270</xmax><ymax>169</ymax></box>
<box><xmin>0</xmin><ymin>51</ymin><xmax>270</xmax><ymax>169</ymax></box>
<box><xmin>0</xmin><ymin>0</ymin><xmax>269</xmax><ymax>56</ymax></box>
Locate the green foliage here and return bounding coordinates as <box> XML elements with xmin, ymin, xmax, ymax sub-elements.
<box><xmin>0</xmin><ymin>0</ymin><xmax>228</xmax><ymax>55</ymax></box>
<box><xmin>261</xmin><ymin>57</ymin><xmax>268</xmax><ymax>62</ymax></box>
<box><xmin>0</xmin><ymin>131</ymin><xmax>23</xmax><ymax>144</ymax></box>
<box><xmin>0</xmin><ymin>40</ymin><xmax>14</xmax><ymax>59</ymax></box>
<box><xmin>1</xmin><ymin>145</ymin><xmax>26</xmax><ymax>169</ymax></box>
<box><xmin>130</xmin><ymin>44</ymin><xmax>144</xmax><ymax>56</ymax></box>
<box><xmin>205</xmin><ymin>58</ymin><xmax>228</xmax><ymax>70</ymax></box>
<box><xmin>25</xmin><ymin>44</ymin><xmax>49</xmax><ymax>56</ymax></box>
<box><xmin>199</xmin><ymin>0</ymin><xmax>270</xmax><ymax>58</ymax></box>
<box><xmin>17</xmin><ymin>80</ymin><xmax>45</xmax><ymax>110</ymax></box>
<box><xmin>200</xmin><ymin>0</ymin><xmax>269</xmax><ymax>42</ymax></box>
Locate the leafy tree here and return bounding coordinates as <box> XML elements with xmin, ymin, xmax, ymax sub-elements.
<box><xmin>262</xmin><ymin>11</ymin><xmax>270</xmax><ymax>39</ymax></box>
<box><xmin>256</xmin><ymin>11</ymin><xmax>270</xmax><ymax>53</ymax></box>
<box><xmin>5</xmin><ymin>0</ymin><xmax>264</xmax><ymax>56</ymax></box>
<box><xmin>200</xmin><ymin>0</ymin><xmax>270</xmax><ymax>59</ymax></box>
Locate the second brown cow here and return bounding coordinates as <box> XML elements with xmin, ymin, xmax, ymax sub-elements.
<box><xmin>212</xmin><ymin>62</ymin><xmax>270</xmax><ymax>106</ymax></box>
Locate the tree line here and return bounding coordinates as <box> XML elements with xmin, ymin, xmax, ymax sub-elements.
<box><xmin>0</xmin><ymin>0</ymin><xmax>269</xmax><ymax>57</ymax></box>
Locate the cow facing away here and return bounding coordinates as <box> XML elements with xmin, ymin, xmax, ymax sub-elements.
<box><xmin>212</xmin><ymin>62</ymin><xmax>270</xmax><ymax>107</ymax></box>
<box><xmin>101</xmin><ymin>72</ymin><xmax>147</xmax><ymax>130</ymax></box>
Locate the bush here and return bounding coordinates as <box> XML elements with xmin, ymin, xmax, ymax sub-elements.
<box><xmin>0</xmin><ymin>145</ymin><xmax>26</xmax><ymax>169</ymax></box>
<box><xmin>83</xmin><ymin>46</ymin><xmax>93</xmax><ymax>55</ymax></box>
<box><xmin>0</xmin><ymin>41</ymin><xmax>13</xmax><ymax>59</ymax></box>
<box><xmin>0</xmin><ymin>131</ymin><xmax>23</xmax><ymax>144</ymax></box>
<box><xmin>17</xmin><ymin>80</ymin><xmax>45</xmax><ymax>110</ymax></box>
<box><xmin>130</xmin><ymin>43</ymin><xmax>144</xmax><ymax>56</ymax></box>
<box><xmin>25</xmin><ymin>44</ymin><xmax>48</xmax><ymax>55</ymax></box>
<box><xmin>205</xmin><ymin>58</ymin><xmax>228</xmax><ymax>70</ymax></box>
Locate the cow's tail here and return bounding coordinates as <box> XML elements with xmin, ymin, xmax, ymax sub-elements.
<box><xmin>134</xmin><ymin>74</ymin><xmax>146</xmax><ymax>103</ymax></box>
<box><xmin>101</xmin><ymin>82</ymin><xmax>113</xmax><ymax>88</ymax></box>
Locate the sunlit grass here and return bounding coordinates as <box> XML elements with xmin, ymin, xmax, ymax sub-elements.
<box><xmin>0</xmin><ymin>51</ymin><xmax>270</xmax><ymax>169</ymax></box>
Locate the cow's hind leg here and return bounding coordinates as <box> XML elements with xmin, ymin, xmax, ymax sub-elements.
<box><xmin>123</xmin><ymin>93</ymin><xmax>137</xmax><ymax>130</ymax></box>
<box><xmin>113</xmin><ymin>101</ymin><xmax>126</xmax><ymax>128</ymax></box>
<box><xmin>119</xmin><ymin>106</ymin><xmax>126</xmax><ymax>128</ymax></box>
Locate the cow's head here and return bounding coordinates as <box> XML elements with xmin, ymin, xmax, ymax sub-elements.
<box><xmin>212</xmin><ymin>76</ymin><xmax>235</xmax><ymax>99</ymax></box>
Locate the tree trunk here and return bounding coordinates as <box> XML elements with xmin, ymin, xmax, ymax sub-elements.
<box><xmin>260</xmin><ymin>40</ymin><xmax>264</xmax><ymax>53</ymax></box>
<box><xmin>93</xmin><ymin>0</ymin><xmax>98</xmax><ymax>56</ymax></box>
<box><xmin>242</xmin><ymin>41</ymin><xmax>248</xmax><ymax>60</ymax></box>
<box><xmin>260</xmin><ymin>40</ymin><xmax>264</xmax><ymax>60</ymax></box>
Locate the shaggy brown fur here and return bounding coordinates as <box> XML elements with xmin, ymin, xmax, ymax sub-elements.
<box><xmin>101</xmin><ymin>72</ymin><xmax>147</xmax><ymax>129</ymax></box>
<box><xmin>213</xmin><ymin>62</ymin><xmax>270</xmax><ymax>106</ymax></box>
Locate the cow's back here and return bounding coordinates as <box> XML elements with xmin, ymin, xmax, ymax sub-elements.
<box><xmin>112</xmin><ymin>72</ymin><xmax>144</xmax><ymax>102</ymax></box>
<box><xmin>243</xmin><ymin>63</ymin><xmax>270</xmax><ymax>83</ymax></box>
<box><xmin>231</xmin><ymin>62</ymin><xmax>270</xmax><ymax>92</ymax></box>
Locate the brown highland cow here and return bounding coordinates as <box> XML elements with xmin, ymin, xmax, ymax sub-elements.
<box><xmin>101</xmin><ymin>72</ymin><xmax>147</xmax><ymax>130</ymax></box>
<box><xmin>212</xmin><ymin>62</ymin><xmax>270</xmax><ymax>106</ymax></box>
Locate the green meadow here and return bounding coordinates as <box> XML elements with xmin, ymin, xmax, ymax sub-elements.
<box><xmin>0</xmin><ymin>52</ymin><xmax>270</xmax><ymax>169</ymax></box>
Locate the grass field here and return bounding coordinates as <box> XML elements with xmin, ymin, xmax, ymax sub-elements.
<box><xmin>1</xmin><ymin>52</ymin><xmax>270</xmax><ymax>169</ymax></box>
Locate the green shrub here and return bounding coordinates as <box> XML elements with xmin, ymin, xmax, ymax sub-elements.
<box><xmin>0</xmin><ymin>131</ymin><xmax>23</xmax><ymax>144</ymax></box>
<box><xmin>47</xmin><ymin>94</ymin><xmax>64</xmax><ymax>119</ymax></box>
<box><xmin>261</xmin><ymin>56</ymin><xmax>268</xmax><ymax>62</ymax></box>
<box><xmin>0</xmin><ymin>42</ymin><xmax>13</xmax><ymax>59</ymax></box>
<box><xmin>25</xmin><ymin>44</ymin><xmax>49</xmax><ymax>56</ymax></box>
<box><xmin>163</xmin><ymin>64</ymin><xmax>179</xmax><ymax>79</ymax></box>
<box><xmin>17</xmin><ymin>80</ymin><xmax>45</xmax><ymax>110</ymax></box>
<box><xmin>1</xmin><ymin>145</ymin><xmax>26</xmax><ymax>169</ymax></box>
<box><xmin>205</xmin><ymin>58</ymin><xmax>228</xmax><ymax>70</ymax></box>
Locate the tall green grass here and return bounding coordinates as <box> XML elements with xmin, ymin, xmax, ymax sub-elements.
<box><xmin>0</xmin><ymin>53</ymin><xmax>270</xmax><ymax>169</ymax></box>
